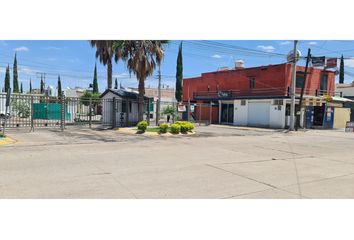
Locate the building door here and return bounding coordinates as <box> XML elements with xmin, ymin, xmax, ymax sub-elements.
<box><xmin>313</xmin><ymin>105</ymin><xmax>324</xmax><ymax>126</ymax></box>
<box><xmin>221</xmin><ymin>103</ymin><xmax>234</xmax><ymax>124</ymax></box>
<box><xmin>248</xmin><ymin>101</ymin><xmax>270</xmax><ymax>127</ymax></box>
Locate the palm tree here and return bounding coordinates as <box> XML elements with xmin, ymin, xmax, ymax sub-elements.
<box><xmin>90</xmin><ymin>41</ymin><xmax>115</xmax><ymax>89</ymax></box>
<box><xmin>113</xmin><ymin>40</ymin><xmax>168</xmax><ymax>121</ymax></box>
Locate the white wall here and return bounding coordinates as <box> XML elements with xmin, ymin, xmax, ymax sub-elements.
<box><xmin>269</xmin><ymin>101</ymin><xmax>286</xmax><ymax>128</ymax></box>
<box><xmin>233</xmin><ymin>100</ymin><xmax>248</xmax><ymax>126</ymax></box>
<box><xmin>229</xmin><ymin>98</ymin><xmax>286</xmax><ymax>128</ymax></box>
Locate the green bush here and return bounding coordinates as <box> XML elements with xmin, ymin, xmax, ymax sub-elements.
<box><xmin>170</xmin><ymin>123</ymin><xmax>181</xmax><ymax>134</ymax></box>
<box><xmin>137</xmin><ymin>121</ymin><xmax>148</xmax><ymax>132</ymax></box>
<box><xmin>159</xmin><ymin>123</ymin><xmax>168</xmax><ymax>133</ymax></box>
<box><xmin>175</xmin><ymin>121</ymin><xmax>194</xmax><ymax>133</ymax></box>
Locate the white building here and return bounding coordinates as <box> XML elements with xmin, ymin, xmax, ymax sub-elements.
<box><xmin>100</xmin><ymin>89</ymin><xmax>150</xmax><ymax>127</ymax></box>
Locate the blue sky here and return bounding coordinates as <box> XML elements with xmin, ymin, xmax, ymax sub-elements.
<box><xmin>1</xmin><ymin>40</ymin><xmax>354</xmax><ymax>92</ymax></box>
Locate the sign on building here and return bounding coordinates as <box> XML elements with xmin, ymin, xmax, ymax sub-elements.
<box><xmin>311</xmin><ymin>56</ymin><xmax>326</xmax><ymax>67</ymax></box>
<box><xmin>326</xmin><ymin>58</ymin><xmax>338</xmax><ymax>68</ymax></box>
<box><xmin>178</xmin><ymin>104</ymin><xmax>186</xmax><ymax>112</ymax></box>
<box><xmin>345</xmin><ymin>122</ymin><xmax>354</xmax><ymax>132</ymax></box>
<box><xmin>218</xmin><ymin>91</ymin><xmax>232</xmax><ymax>98</ymax></box>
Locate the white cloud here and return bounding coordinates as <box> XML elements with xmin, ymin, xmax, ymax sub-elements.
<box><xmin>308</xmin><ymin>41</ymin><xmax>318</xmax><ymax>45</ymax></box>
<box><xmin>279</xmin><ymin>41</ymin><xmax>291</xmax><ymax>45</ymax></box>
<box><xmin>212</xmin><ymin>54</ymin><xmax>222</xmax><ymax>59</ymax></box>
<box><xmin>257</xmin><ymin>45</ymin><xmax>275</xmax><ymax>52</ymax></box>
<box><xmin>14</xmin><ymin>46</ymin><xmax>29</xmax><ymax>52</ymax></box>
<box><xmin>344</xmin><ymin>58</ymin><xmax>354</xmax><ymax>68</ymax></box>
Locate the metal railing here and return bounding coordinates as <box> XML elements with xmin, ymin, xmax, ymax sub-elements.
<box><xmin>193</xmin><ymin>87</ymin><xmax>339</xmax><ymax>100</ymax></box>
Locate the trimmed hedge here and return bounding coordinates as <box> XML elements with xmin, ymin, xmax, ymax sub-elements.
<box><xmin>170</xmin><ymin>123</ymin><xmax>181</xmax><ymax>134</ymax></box>
<box><xmin>174</xmin><ymin>121</ymin><xmax>194</xmax><ymax>133</ymax></box>
<box><xmin>137</xmin><ymin>121</ymin><xmax>148</xmax><ymax>132</ymax></box>
<box><xmin>159</xmin><ymin>123</ymin><xmax>168</xmax><ymax>133</ymax></box>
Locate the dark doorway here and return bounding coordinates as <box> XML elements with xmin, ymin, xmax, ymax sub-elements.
<box><xmin>221</xmin><ymin>103</ymin><xmax>234</xmax><ymax>124</ymax></box>
<box><xmin>313</xmin><ymin>106</ymin><xmax>324</xmax><ymax>126</ymax></box>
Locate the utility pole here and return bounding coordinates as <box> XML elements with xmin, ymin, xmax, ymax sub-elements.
<box><xmin>290</xmin><ymin>40</ymin><xmax>298</xmax><ymax>131</ymax></box>
<box><xmin>295</xmin><ymin>48</ymin><xmax>311</xmax><ymax>131</ymax></box>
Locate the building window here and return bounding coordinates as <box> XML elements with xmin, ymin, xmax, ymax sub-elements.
<box><xmin>249</xmin><ymin>78</ymin><xmax>255</xmax><ymax>89</ymax></box>
<box><xmin>320</xmin><ymin>74</ymin><xmax>328</xmax><ymax>93</ymax></box>
<box><xmin>296</xmin><ymin>74</ymin><xmax>305</xmax><ymax>89</ymax></box>
<box><xmin>241</xmin><ymin>100</ymin><xmax>246</xmax><ymax>106</ymax></box>
<box><xmin>273</xmin><ymin>99</ymin><xmax>283</xmax><ymax>105</ymax></box>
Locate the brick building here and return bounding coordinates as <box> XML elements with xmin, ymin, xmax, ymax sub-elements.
<box><xmin>182</xmin><ymin>62</ymin><xmax>343</xmax><ymax>128</ymax></box>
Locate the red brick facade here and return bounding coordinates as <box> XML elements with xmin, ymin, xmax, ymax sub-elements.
<box><xmin>183</xmin><ymin>63</ymin><xmax>336</xmax><ymax>102</ymax></box>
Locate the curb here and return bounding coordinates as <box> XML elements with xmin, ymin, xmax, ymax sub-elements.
<box><xmin>0</xmin><ymin>136</ymin><xmax>17</xmax><ymax>146</ymax></box>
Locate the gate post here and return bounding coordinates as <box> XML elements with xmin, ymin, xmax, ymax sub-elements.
<box><xmin>60</xmin><ymin>92</ymin><xmax>65</xmax><ymax>131</ymax></box>
<box><xmin>209</xmin><ymin>101</ymin><xmax>212</xmax><ymax>125</ymax></box>
<box><xmin>89</xmin><ymin>98</ymin><xmax>92</xmax><ymax>129</ymax></box>
<box><xmin>147</xmin><ymin>98</ymin><xmax>150</xmax><ymax>126</ymax></box>
<box><xmin>112</xmin><ymin>97</ymin><xmax>116</xmax><ymax>129</ymax></box>
<box><xmin>30</xmin><ymin>96</ymin><xmax>34</xmax><ymax>132</ymax></box>
<box><xmin>199</xmin><ymin>103</ymin><xmax>202</xmax><ymax>126</ymax></box>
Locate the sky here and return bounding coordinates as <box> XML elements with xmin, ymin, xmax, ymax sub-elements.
<box><xmin>1</xmin><ymin>40</ymin><xmax>354</xmax><ymax>93</ymax></box>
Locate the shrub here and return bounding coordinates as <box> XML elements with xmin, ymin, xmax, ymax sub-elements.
<box><xmin>179</xmin><ymin>123</ymin><xmax>189</xmax><ymax>133</ymax></box>
<box><xmin>137</xmin><ymin>121</ymin><xmax>148</xmax><ymax>132</ymax></box>
<box><xmin>170</xmin><ymin>123</ymin><xmax>181</xmax><ymax>134</ymax></box>
<box><xmin>175</xmin><ymin>121</ymin><xmax>194</xmax><ymax>133</ymax></box>
<box><xmin>159</xmin><ymin>123</ymin><xmax>168</xmax><ymax>133</ymax></box>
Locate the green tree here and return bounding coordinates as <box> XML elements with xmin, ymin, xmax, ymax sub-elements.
<box><xmin>90</xmin><ymin>41</ymin><xmax>115</xmax><ymax>89</ymax></box>
<box><xmin>80</xmin><ymin>91</ymin><xmax>100</xmax><ymax>106</ymax></box>
<box><xmin>29</xmin><ymin>78</ymin><xmax>32</xmax><ymax>93</ymax></box>
<box><xmin>92</xmin><ymin>63</ymin><xmax>99</xmax><ymax>94</ymax></box>
<box><xmin>57</xmin><ymin>75</ymin><xmax>62</xmax><ymax>97</ymax></box>
<box><xmin>339</xmin><ymin>55</ymin><xmax>344</xmax><ymax>84</ymax></box>
<box><xmin>4</xmin><ymin>65</ymin><xmax>10</xmax><ymax>92</ymax></box>
<box><xmin>13</xmin><ymin>53</ymin><xmax>19</xmax><ymax>93</ymax></box>
<box><xmin>175</xmin><ymin>41</ymin><xmax>183</xmax><ymax>102</ymax></box>
<box><xmin>20</xmin><ymin>82</ymin><xmax>23</xmax><ymax>93</ymax></box>
<box><xmin>114</xmin><ymin>78</ymin><xmax>118</xmax><ymax>89</ymax></box>
<box><xmin>113</xmin><ymin>40</ymin><xmax>168</xmax><ymax>121</ymax></box>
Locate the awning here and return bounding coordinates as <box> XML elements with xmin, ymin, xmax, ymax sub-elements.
<box><xmin>330</xmin><ymin>96</ymin><xmax>354</xmax><ymax>102</ymax></box>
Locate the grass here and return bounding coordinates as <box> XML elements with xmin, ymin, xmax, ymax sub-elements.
<box><xmin>135</xmin><ymin>127</ymin><xmax>171</xmax><ymax>133</ymax></box>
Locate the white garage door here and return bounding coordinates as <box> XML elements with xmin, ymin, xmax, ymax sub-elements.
<box><xmin>248</xmin><ymin>101</ymin><xmax>270</xmax><ymax>127</ymax></box>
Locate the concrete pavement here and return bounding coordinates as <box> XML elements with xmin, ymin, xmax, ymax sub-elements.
<box><xmin>1</xmin><ymin>125</ymin><xmax>354</xmax><ymax>198</ymax></box>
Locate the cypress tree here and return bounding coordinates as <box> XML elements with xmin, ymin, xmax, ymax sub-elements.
<box><xmin>20</xmin><ymin>82</ymin><xmax>23</xmax><ymax>93</ymax></box>
<box><xmin>114</xmin><ymin>78</ymin><xmax>118</xmax><ymax>89</ymax></box>
<box><xmin>13</xmin><ymin>53</ymin><xmax>19</xmax><ymax>93</ymax></box>
<box><xmin>4</xmin><ymin>65</ymin><xmax>10</xmax><ymax>93</ymax></box>
<box><xmin>57</xmin><ymin>75</ymin><xmax>62</xmax><ymax>97</ymax></box>
<box><xmin>29</xmin><ymin>78</ymin><xmax>32</xmax><ymax>93</ymax></box>
<box><xmin>40</xmin><ymin>75</ymin><xmax>45</xmax><ymax>94</ymax></box>
<box><xmin>92</xmin><ymin>63</ymin><xmax>99</xmax><ymax>94</ymax></box>
<box><xmin>175</xmin><ymin>41</ymin><xmax>183</xmax><ymax>102</ymax></box>
<box><xmin>339</xmin><ymin>55</ymin><xmax>344</xmax><ymax>84</ymax></box>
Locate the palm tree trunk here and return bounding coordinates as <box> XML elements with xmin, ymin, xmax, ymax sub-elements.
<box><xmin>138</xmin><ymin>77</ymin><xmax>145</xmax><ymax>121</ymax></box>
<box><xmin>107</xmin><ymin>60</ymin><xmax>112</xmax><ymax>89</ymax></box>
